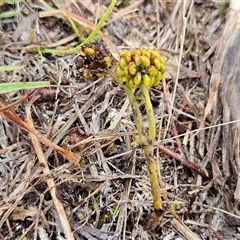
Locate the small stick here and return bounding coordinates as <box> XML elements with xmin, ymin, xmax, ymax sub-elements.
<box><xmin>159</xmin><ymin>144</ymin><xmax>210</xmax><ymax>179</ymax></box>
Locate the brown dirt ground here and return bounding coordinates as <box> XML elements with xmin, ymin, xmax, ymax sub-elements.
<box><xmin>1</xmin><ymin>1</ymin><xmax>240</xmax><ymax>240</ymax></box>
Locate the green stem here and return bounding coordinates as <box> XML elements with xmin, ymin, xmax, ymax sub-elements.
<box><xmin>141</xmin><ymin>84</ymin><xmax>162</xmax><ymax>211</ymax></box>
<box><xmin>107</xmin><ymin>70</ymin><xmax>148</xmax><ymax>145</ymax></box>
<box><xmin>144</xmin><ymin>148</ymin><xmax>162</xmax><ymax>210</ymax></box>
<box><xmin>123</xmin><ymin>86</ymin><xmax>147</xmax><ymax>146</ymax></box>
<box><xmin>109</xmin><ymin>70</ymin><xmax>162</xmax><ymax>211</ymax></box>
<box><xmin>141</xmin><ymin>85</ymin><xmax>156</xmax><ymax>142</ymax></box>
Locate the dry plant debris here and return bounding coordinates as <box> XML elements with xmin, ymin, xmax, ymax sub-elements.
<box><xmin>1</xmin><ymin>1</ymin><xmax>240</xmax><ymax>240</ymax></box>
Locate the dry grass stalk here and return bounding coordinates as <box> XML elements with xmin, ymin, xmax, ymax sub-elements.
<box><xmin>171</xmin><ymin>218</ymin><xmax>201</xmax><ymax>240</ymax></box>
<box><xmin>2</xmin><ymin>0</ymin><xmax>239</xmax><ymax>239</ymax></box>
<box><xmin>0</xmin><ymin>97</ymin><xmax>80</xmax><ymax>164</ymax></box>
<box><xmin>26</xmin><ymin>96</ymin><xmax>74</xmax><ymax>240</ymax></box>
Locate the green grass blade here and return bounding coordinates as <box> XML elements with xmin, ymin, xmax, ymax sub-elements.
<box><xmin>5</xmin><ymin>0</ymin><xmax>22</xmax><ymax>4</ymax></box>
<box><xmin>81</xmin><ymin>0</ymin><xmax>117</xmax><ymax>45</ymax></box>
<box><xmin>0</xmin><ymin>11</ymin><xmax>18</xmax><ymax>18</ymax></box>
<box><xmin>0</xmin><ymin>81</ymin><xmax>50</xmax><ymax>94</ymax></box>
<box><xmin>36</xmin><ymin>0</ymin><xmax>117</xmax><ymax>55</ymax></box>
<box><xmin>0</xmin><ymin>65</ymin><xmax>25</xmax><ymax>72</ymax></box>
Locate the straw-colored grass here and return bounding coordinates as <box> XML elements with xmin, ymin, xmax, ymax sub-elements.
<box><xmin>1</xmin><ymin>1</ymin><xmax>240</xmax><ymax>239</ymax></box>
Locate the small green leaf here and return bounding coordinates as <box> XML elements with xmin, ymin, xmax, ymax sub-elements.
<box><xmin>173</xmin><ymin>204</ymin><xmax>181</xmax><ymax>211</ymax></box>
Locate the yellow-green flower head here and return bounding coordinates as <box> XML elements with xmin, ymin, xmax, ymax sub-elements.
<box><xmin>115</xmin><ymin>47</ymin><xmax>166</xmax><ymax>89</ymax></box>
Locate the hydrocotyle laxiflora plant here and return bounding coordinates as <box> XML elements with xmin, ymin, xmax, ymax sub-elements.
<box><xmin>74</xmin><ymin>44</ymin><xmax>166</xmax><ymax>229</ymax></box>
<box><xmin>111</xmin><ymin>47</ymin><xmax>166</xmax><ymax>227</ymax></box>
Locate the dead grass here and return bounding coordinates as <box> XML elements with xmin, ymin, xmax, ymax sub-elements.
<box><xmin>1</xmin><ymin>0</ymin><xmax>240</xmax><ymax>240</ymax></box>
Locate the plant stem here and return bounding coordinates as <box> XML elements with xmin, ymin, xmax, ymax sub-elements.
<box><xmin>143</xmin><ymin>146</ymin><xmax>162</xmax><ymax>210</ymax></box>
<box><xmin>109</xmin><ymin>70</ymin><xmax>162</xmax><ymax>212</ymax></box>
<box><xmin>141</xmin><ymin>85</ymin><xmax>156</xmax><ymax>142</ymax></box>
<box><xmin>141</xmin><ymin>84</ymin><xmax>162</xmax><ymax>211</ymax></box>
<box><xmin>123</xmin><ymin>85</ymin><xmax>147</xmax><ymax>146</ymax></box>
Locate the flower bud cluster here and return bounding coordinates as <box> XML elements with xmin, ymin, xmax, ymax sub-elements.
<box><xmin>74</xmin><ymin>42</ymin><xmax>112</xmax><ymax>81</ymax></box>
<box><xmin>115</xmin><ymin>47</ymin><xmax>166</xmax><ymax>89</ymax></box>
